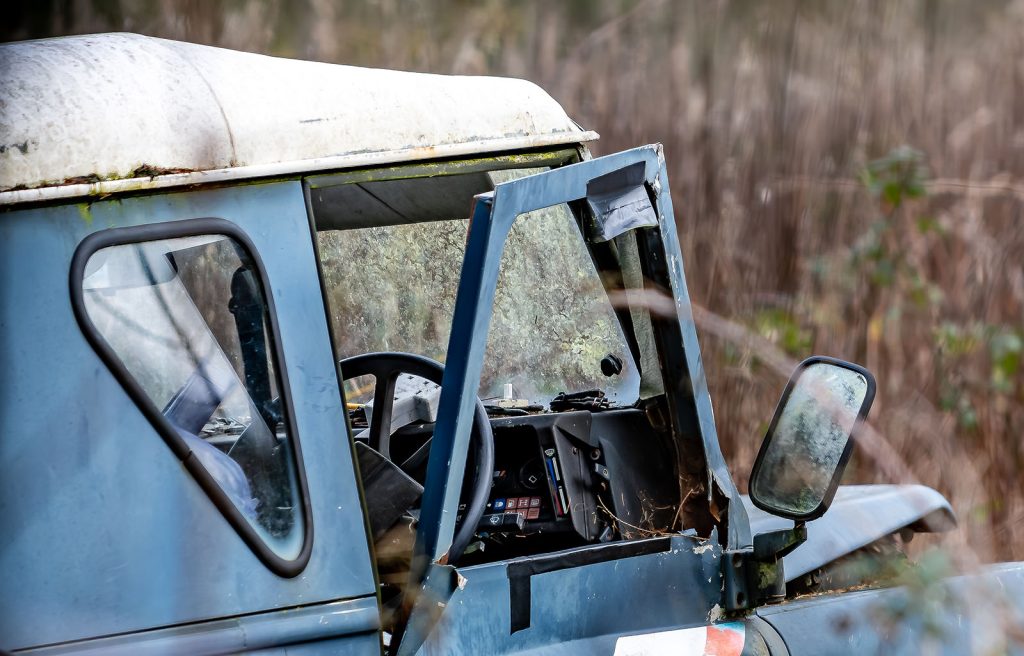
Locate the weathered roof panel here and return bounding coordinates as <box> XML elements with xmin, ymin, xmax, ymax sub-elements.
<box><xmin>0</xmin><ymin>33</ymin><xmax>596</xmax><ymax>203</ymax></box>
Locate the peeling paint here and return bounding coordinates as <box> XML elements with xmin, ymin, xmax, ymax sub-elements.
<box><xmin>706</xmin><ymin>603</ymin><xmax>724</xmax><ymax>623</ymax></box>
<box><xmin>692</xmin><ymin>543</ymin><xmax>714</xmax><ymax>555</ymax></box>
<box><xmin>0</xmin><ymin>140</ymin><xmax>34</xmax><ymax>155</ymax></box>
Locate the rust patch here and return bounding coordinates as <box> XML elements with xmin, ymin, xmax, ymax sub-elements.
<box><xmin>61</xmin><ymin>174</ymin><xmax>103</xmax><ymax>186</ymax></box>
<box><xmin>55</xmin><ymin>166</ymin><xmax>195</xmax><ymax>188</ymax></box>
<box><xmin>130</xmin><ymin>164</ymin><xmax>195</xmax><ymax>179</ymax></box>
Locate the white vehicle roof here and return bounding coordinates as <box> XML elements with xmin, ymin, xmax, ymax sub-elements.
<box><xmin>0</xmin><ymin>33</ymin><xmax>597</xmax><ymax>205</ymax></box>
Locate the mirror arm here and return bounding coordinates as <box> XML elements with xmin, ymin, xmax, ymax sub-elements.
<box><xmin>724</xmin><ymin>523</ymin><xmax>809</xmax><ymax>610</ymax></box>
<box><xmin>752</xmin><ymin>522</ymin><xmax>807</xmax><ymax>562</ymax></box>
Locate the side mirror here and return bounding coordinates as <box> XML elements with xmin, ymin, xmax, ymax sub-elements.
<box><xmin>749</xmin><ymin>356</ymin><xmax>876</xmax><ymax>521</ymax></box>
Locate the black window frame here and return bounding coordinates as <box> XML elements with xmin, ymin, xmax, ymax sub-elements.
<box><xmin>69</xmin><ymin>217</ymin><xmax>314</xmax><ymax>577</ymax></box>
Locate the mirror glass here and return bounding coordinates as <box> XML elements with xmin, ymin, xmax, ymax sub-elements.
<box><xmin>750</xmin><ymin>361</ymin><xmax>870</xmax><ymax>518</ymax></box>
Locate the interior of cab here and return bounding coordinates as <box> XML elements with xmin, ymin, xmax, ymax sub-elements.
<box><xmin>311</xmin><ymin>154</ymin><xmax>684</xmax><ymax>585</ymax></box>
<box><xmin>78</xmin><ymin>232</ymin><xmax>309</xmax><ymax>562</ymax></box>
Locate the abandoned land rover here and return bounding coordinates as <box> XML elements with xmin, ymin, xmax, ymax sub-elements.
<box><xmin>2</xmin><ymin>33</ymin><xmax>1023</xmax><ymax>656</ymax></box>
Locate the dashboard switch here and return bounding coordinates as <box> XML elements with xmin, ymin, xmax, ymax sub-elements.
<box><xmin>478</xmin><ymin>512</ymin><xmax>526</xmax><ymax>533</ymax></box>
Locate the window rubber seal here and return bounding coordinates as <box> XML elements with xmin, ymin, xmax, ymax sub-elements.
<box><xmin>69</xmin><ymin>217</ymin><xmax>314</xmax><ymax>578</ymax></box>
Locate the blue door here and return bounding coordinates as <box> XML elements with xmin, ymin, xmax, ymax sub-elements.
<box><xmin>0</xmin><ymin>181</ymin><xmax>380</xmax><ymax>653</ymax></box>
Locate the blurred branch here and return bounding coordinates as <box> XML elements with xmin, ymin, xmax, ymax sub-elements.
<box><xmin>564</xmin><ymin>0</ymin><xmax>665</xmax><ymax>63</ymax></box>
<box><xmin>770</xmin><ymin>176</ymin><xmax>1024</xmax><ymax>200</ymax></box>
<box><xmin>692</xmin><ymin>302</ymin><xmax>916</xmax><ymax>484</ymax></box>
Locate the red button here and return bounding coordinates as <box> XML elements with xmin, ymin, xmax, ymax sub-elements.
<box><xmin>529</xmin><ymin>497</ymin><xmax>541</xmax><ymax>508</ymax></box>
<box><xmin>527</xmin><ymin>508</ymin><xmax>540</xmax><ymax>520</ymax></box>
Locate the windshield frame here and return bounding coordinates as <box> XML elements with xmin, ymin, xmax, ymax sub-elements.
<box><xmin>410</xmin><ymin>145</ymin><xmax>751</xmax><ymax>572</ymax></box>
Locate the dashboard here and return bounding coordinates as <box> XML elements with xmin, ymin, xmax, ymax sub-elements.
<box><xmin>388</xmin><ymin>407</ymin><xmax>679</xmax><ymax>561</ymax></box>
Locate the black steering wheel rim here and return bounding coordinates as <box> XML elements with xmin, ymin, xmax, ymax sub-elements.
<box><xmin>340</xmin><ymin>351</ymin><xmax>494</xmax><ymax>564</ymax></box>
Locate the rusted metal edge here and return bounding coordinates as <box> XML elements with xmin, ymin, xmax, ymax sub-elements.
<box><xmin>0</xmin><ymin>131</ymin><xmax>600</xmax><ymax>207</ymax></box>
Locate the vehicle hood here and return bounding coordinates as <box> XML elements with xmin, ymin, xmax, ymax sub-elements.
<box><xmin>742</xmin><ymin>484</ymin><xmax>956</xmax><ymax>581</ymax></box>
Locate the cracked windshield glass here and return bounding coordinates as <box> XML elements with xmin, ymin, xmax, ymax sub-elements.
<box><xmin>318</xmin><ymin>168</ymin><xmax>641</xmax><ymax>409</ymax></box>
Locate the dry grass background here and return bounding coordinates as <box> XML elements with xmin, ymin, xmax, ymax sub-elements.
<box><xmin>8</xmin><ymin>0</ymin><xmax>1023</xmax><ymax>564</ymax></box>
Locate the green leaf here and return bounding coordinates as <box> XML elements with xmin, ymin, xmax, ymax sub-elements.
<box><xmin>861</xmin><ymin>146</ymin><xmax>930</xmax><ymax>209</ymax></box>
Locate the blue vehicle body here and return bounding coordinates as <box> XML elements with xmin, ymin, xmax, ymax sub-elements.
<box><xmin>0</xmin><ymin>184</ymin><xmax>380</xmax><ymax>651</ymax></box>
<box><xmin>2</xmin><ymin>34</ymin><xmax>1021</xmax><ymax>656</ymax></box>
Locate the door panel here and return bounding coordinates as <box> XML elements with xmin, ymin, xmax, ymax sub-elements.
<box><xmin>419</xmin><ymin>536</ymin><xmax>723</xmax><ymax>655</ymax></box>
<box><xmin>0</xmin><ymin>181</ymin><xmax>377</xmax><ymax>650</ymax></box>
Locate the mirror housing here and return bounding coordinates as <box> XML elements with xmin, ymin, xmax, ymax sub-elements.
<box><xmin>749</xmin><ymin>356</ymin><xmax>876</xmax><ymax>521</ymax></box>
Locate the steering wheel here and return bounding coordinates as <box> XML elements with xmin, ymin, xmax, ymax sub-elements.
<box><xmin>340</xmin><ymin>352</ymin><xmax>494</xmax><ymax>564</ymax></box>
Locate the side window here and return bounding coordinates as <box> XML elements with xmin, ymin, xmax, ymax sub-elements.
<box><xmin>73</xmin><ymin>222</ymin><xmax>310</xmax><ymax>570</ymax></box>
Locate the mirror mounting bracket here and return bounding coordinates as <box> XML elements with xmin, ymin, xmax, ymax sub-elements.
<box><xmin>750</xmin><ymin>523</ymin><xmax>807</xmax><ymax>606</ymax></box>
<box><xmin>723</xmin><ymin>524</ymin><xmax>807</xmax><ymax>611</ymax></box>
